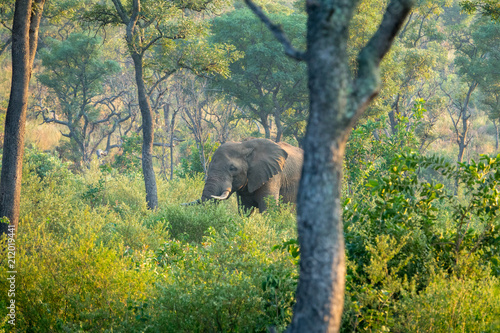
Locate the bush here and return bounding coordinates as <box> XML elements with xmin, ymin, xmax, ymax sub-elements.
<box><xmin>1</xmin><ymin>153</ymin><xmax>299</xmax><ymax>332</ymax></box>
<box><xmin>0</xmin><ymin>211</ymin><xmax>156</xmax><ymax>332</ymax></box>
<box><xmin>152</xmin><ymin>215</ymin><xmax>297</xmax><ymax>332</ymax></box>
<box><xmin>398</xmin><ymin>274</ymin><xmax>500</xmax><ymax>333</ymax></box>
<box><xmin>175</xmin><ymin>138</ymin><xmax>220</xmax><ymax>179</ymax></box>
<box><xmin>0</xmin><ymin>143</ymin><xmax>498</xmax><ymax>332</ymax></box>
<box><xmin>150</xmin><ymin>204</ymin><xmax>233</xmax><ymax>243</ymax></box>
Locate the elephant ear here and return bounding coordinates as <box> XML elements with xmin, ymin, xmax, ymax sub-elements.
<box><xmin>244</xmin><ymin>139</ymin><xmax>288</xmax><ymax>193</ymax></box>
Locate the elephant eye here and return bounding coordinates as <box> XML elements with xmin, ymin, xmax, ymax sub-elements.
<box><xmin>229</xmin><ymin>165</ymin><xmax>238</xmax><ymax>172</ymax></box>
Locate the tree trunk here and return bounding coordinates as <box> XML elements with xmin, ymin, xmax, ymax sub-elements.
<box><xmin>274</xmin><ymin>109</ymin><xmax>283</xmax><ymax>142</ymax></box>
<box><xmin>170</xmin><ymin>110</ymin><xmax>178</xmax><ymax>181</ymax></box>
<box><xmin>456</xmin><ymin>82</ymin><xmax>476</xmax><ymax>164</ymax></box>
<box><xmin>291</xmin><ymin>5</ymin><xmax>351</xmax><ymax>330</ymax></box>
<box><xmin>457</xmin><ymin>135</ymin><xmax>466</xmax><ymax>163</ymax></box>
<box><xmin>197</xmin><ymin>140</ymin><xmax>207</xmax><ymax>177</ymax></box>
<box><xmin>285</xmin><ymin>1</ymin><xmax>412</xmax><ymax>332</ymax></box>
<box><xmin>262</xmin><ymin>116</ymin><xmax>271</xmax><ymax>139</ymax></box>
<box><xmin>159</xmin><ymin>104</ymin><xmax>170</xmax><ymax>178</ymax></box>
<box><xmin>244</xmin><ymin>0</ymin><xmax>411</xmax><ymax>330</ymax></box>
<box><xmin>0</xmin><ymin>0</ymin><xmax>45</xmax><ymax>235</ymax></box>
<box><xmin>132</xmin><ymin>53</ymin><xmax>158</xmax><ymax>210</ymax></box>
<box><xmin>494</xmin><ymin>119</ymin><xmax>499</xmax><ymax>151</ymax></box>
<box><xmin>388</xmin><ymin>94</ymin><xmax>400</xmax><ymax>135</ymax></box>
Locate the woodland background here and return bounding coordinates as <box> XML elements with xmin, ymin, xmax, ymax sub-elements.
<box><xmin>0</xmin><ymin>0</ymin><xmax>499</xmax><ymax>331</ymax></box>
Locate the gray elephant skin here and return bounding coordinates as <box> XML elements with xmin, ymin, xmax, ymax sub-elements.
<box><xmin>191</xmin><ymin>138</ymin><xmax>303</xmax><ymax>213</ymax></box>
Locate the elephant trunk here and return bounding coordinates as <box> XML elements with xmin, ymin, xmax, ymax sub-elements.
<box><xmin>181</xmin><ymin>198</ymin><xmax>202</xmax><ymax>206</ymax></box>
<box><xmin>201</xmin><ymin>176</ymin><xmax>232</xmax><ymax>202</ymax></box>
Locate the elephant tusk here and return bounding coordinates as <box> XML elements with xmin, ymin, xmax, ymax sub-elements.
<box><xmin>211</xmin><ymin>190</ymin><xmax>231</xmax><ymax>200</ymax></box>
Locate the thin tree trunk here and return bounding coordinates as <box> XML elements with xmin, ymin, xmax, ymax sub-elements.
<box><xmin>457</xmin><ymin>137</ymin><xmax>466</xmax><ymax>163</ymax></box>
<box><xmin>262</xmin><ymin>116</ymin><xmax>271</xmax><ymax>139</ymax></box>
<box><xmin>160</xmin><ymin>104</ymin><xmax>170</xmax><ymax>178</ymax></box>
<box><xmin>274</xmin><ymin>109</ymin><xmax>283</xmax><ymax>142</ymax></box>
<box><xmin>388</xmin><ymin>94</ymin><xmax>400</xmax><ymax>135</ymax></box>
<box><xmin>132</xmin><ymin>53</ymin><xmax>158</xmax><ymax>210</ymax></box>
<box><xmin>169</xmin><ymin>110</ymin><xmax>178</xmax><ymax>181</ymax></box>
<box><xmin>494</xmin><ymin>119</ymin><xmax>499</xmax><ymax>151</ymax></box>
<box><xmin>0</xmin><ymin>0</ymin><xmax>45</xmax><ymax>235</ymax></box>
<box><xmin>456</xmin><ymin>82</ymin><xmax>476</xmax><ymax>164</ymax></box>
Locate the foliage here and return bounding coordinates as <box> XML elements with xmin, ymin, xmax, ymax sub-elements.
<box><xmin>0</xmin><ymin>136</ymin><xmax>499</xmax><ymax>332</ymax></box>
<box><xmin>398</xmin><ymin>274</ymin><xmax>500</xmax><ymax>332</ymax></box>
<box><xmin>144</xmin><ymin>202</ymin><xmax>235</xmax><ymax>243</ymax></box>
<box><xmin>341</xmin><ymin>150</ymin><xmax>500</xmax><ymax>330</ymax></box>
<box><xmin>37</xmin><ymin>33</ymin><xmax>121</xmax><ymax>164</ymax></box>
<box><xmin>210</xmin><ymin>8</ymin><xmax>308</xmax><ymax>141</ymax></box>
<box><xmin>0</xmin><ymin>151</ymin><xmax>299</xmax><ymax>332</ymax></box>
<box><xmin>345</xmin><ymin>99</ymin><xmax>429</xmax><ymax>193</ymax></box>
<box><xmin>460</xmin><ymin>0</ymin><xmax>500</xmax><ymax>21</ymax></box>
<box><xmin>175</xmin><ymin>139</ymin><xmax>220</xmax><ymax>178</ymax></box>
<box><xmin>23</xmin><ymin>147</ymin><xmax>72</xmax><ymax>181</ymax></box>
<box><xmin>152</xmin><ymin>216</ymin><xmax>296</xmax><ymax>332</ymax></box>
<box><xmin>113</xmin><ymin>133</ymin><xmax>143</xmax><ymax>173</ymax></box>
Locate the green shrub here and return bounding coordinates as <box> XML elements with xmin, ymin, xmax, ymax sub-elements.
<box><xmin>112</xmin><ymin>133</ymin><xmax>142</xmax><ymax>173</ymax></box>
<box><xmin>152</xmin><ymin>216</ymin><xmax>297</xmax><ymax>332</ymax></box>
<box><xmin>23</xmin><ymin>147</ymin><xmax>73</xmax><ymax>181</ymax></box>
<box><xmin>175</xmin><ymin>138</ymin><xmax>220</xmax><ymax>179</ymax></box>
<box><xmin>0</xmin><ymin>214</ymin><xmax>156</xmax><ymax>332</ymax></box>
<box><xmin>340</xmin><ymin>152</ymin><xmax>500</xmax><ymax>331</ymax></box>
<box><xmin>398</xmin><ymin>274</ymin><xmax>500</xmax><ymax>333</ymax></box>
<box><xmin>1</xmin><ymin>140</ymin><xmax>498</xmax><ymax>332</ymax></box>
<box><xmin>145</xmin><ymin>202</ymin><xmax>237</xmax><ymax>243</ymax></box>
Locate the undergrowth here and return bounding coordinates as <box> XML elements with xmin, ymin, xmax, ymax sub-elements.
<box><xmin>0</xmin><ymin>148</ymin><xmax>498</xmax><ymax>332</ymax></box>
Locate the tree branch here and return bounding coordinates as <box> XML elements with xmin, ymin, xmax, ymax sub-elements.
<box><xmin>126</xmin><ymin>0</ymin><xmax>140</xmax><ymax>47</ymax></box>
<box><xmin>348</xmin><ymin>0</ymin><xmax>414</xmax><ymax>122</ymax></box>
<box><xmin>244</xmin><ymin>0</ymin><xmax>306</xmax><ymax>61</ymax></box>
<box><xmin>111</xmin><ymin>0</ymin><xmax>129</xmax><ymax>24</ymax></box>
<box><xmin>148</xmin><ymin>71</ymin><xmax>175</xmax><ymax>97</ymax></box>
<box><xmin>142</xmin><ymin>29</ymin><xmax>164</xmax><ymax>52</ymax></box>
<box><xmin>0</xmin><ymin>36</ymin><xmax>12</xmax><ymax>57</ymax></box>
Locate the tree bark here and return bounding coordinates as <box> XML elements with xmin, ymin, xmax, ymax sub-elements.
<box><xmin>169</xmin><ymin>109</ymin><xmax>179</xmax><ymax>181</ymax></box>
<box><xmin>456</xmin><ymin>82</ymin><xmax>476</xmax><ymax>164</ymax></box>
<box><xmin>109</xmin><ymin>0</ymin><xmax>158</xmax><ymax>209</ymax></box>
<box><xmin>291</xmin><ymin>3</ymin><xmax>353</xmax><ymax>330</ymax></box>
<box><xmin>274</xmin><ymin>109</ymin><xmax>284</xmax><ymax>142</ymax></box>
<box><xmin>494</xmin><ymin>119</ymin><xmax>499</xmax><ymax>151</ymax></box>
<box><xmin>262</xmin><ymin>116</ymin><xmax>271</xmax><ymax>139</ymax></box>
<box><xmin>132</xmin><ymin>53</ymin><xmax>158</xmax><ymax>209</ymax></box>
<box><xmin>241</xmin><ymin>1</ymin><xmax>413</xmax><ymax>331</ymax></box>
<box><xmin>0</xmin><ymin>0</ymin><xmax>45</xmax><ymax>235</ymax></box>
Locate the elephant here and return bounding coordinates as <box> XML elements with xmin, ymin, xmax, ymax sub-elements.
<box><xmin>186</xmin><ymin>138</ymin><xmax>303</xmax><ymax>213</ymax></box>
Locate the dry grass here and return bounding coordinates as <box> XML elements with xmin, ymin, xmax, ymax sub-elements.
<box><xmin>25</xmin><ymin>121</ymin><xmax>62</xmax><ymax>151</ymax></box>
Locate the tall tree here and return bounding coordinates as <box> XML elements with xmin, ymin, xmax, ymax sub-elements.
<box><xmin>442</xmin><ymin>15</ymin><xmax>500</xmax><ymax>164</ymax></box>
<box><xmin>37</xmin><ymin>33</ymin><xmax>123</xmax><ymax>166</ymax></box>
<box><xmin>0</xmin><ymin>0</ymin><xmax>45</xmax><ymax>235</ymax></box>
<box><xmin>85</xmin><ymin>0</ymin><xmax>234</xmax><ymax>209</ymax></box>
<box><xmin>245</xmin><ymin>0</ymin><xmax>413</xmax><ymax>331</ymax></box>
<box><xmin>477</xmin><ymin>22</ymin><xmax>500</xmax><ymax>149</ymax></box>
<box><xmin>211</xmin><ymin>8</ymin><xmax>308</xmax><ymax>141</ymax></box>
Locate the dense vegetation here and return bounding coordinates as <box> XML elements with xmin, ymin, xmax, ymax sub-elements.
<box><xmin>0</xmin><ymin>0</ymin><xmax>499</xmax><ymax>331</ymax></box>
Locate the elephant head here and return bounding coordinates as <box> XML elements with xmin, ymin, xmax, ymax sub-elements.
<box><xmin>200</xmin><ymin>138</ymin><xmax>288</xmax><ymax>202</ymax></box>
